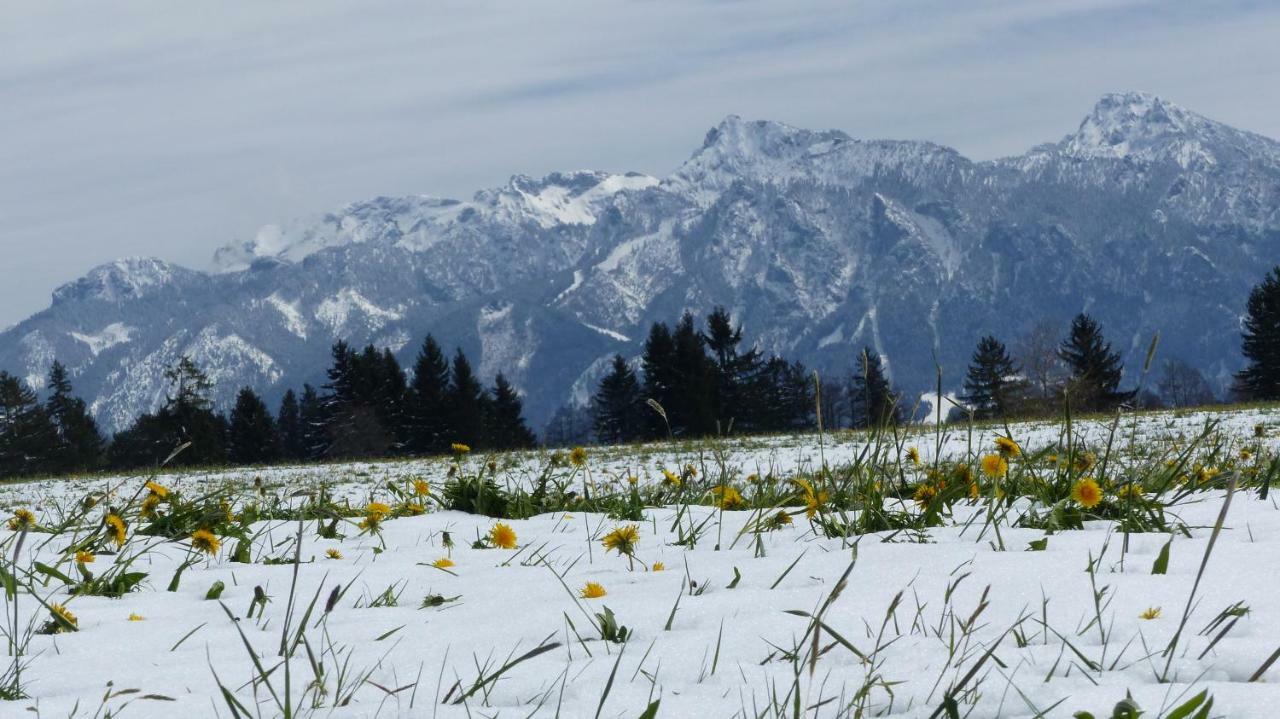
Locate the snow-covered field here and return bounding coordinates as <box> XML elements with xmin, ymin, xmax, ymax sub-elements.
<box><xmin>3</xmin><ymin>405</ymin><xmax>1280</xmax><ymax>717</ymax></box>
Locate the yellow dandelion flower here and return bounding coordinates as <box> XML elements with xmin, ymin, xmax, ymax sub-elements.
<box><xmin>144</xmin><ymin>481</ymin><xmax>169</xmax><ymax>499</ymax></box>
<box><xmin>995</xmin><ymin>437</ymin><xmax>1020</xmax><ymax>458</ymax></box>
<box><xmin>412</xmin><ymin>479</ymin><xmax>430</xmax><ymax>496</ymax></box>
<box><xmin>711</xmin><ymin>485</ymin><xmax>744</xmax><ymax>510</ymax></box>
<box><xmin>49</xmin><ymin>603</ymin><xmax>78</xmax><ymax>633</ymax></box>
<box><xmin>432</xmin><ymin>557</ymin><xmax>455</xmax><ymax>569</ymax></box>
<box><xmin>602</xmin><ymin>524</ymin><xmax>640</xmax><ymax>556</ymax></box>
<box><xmin>489</xmin><ymin>522</ymin><xmax>518</xmax><ymax>549</ymax></box>
<box><xmin>791</xmin><ymin>478</ymin><xmax>828</xmax><ymax>519</ymax></box>
<box><xmin>661</xmin><ymin>469</ymin><xmax>681</xmax><ymax>488</ymax></box>
<box><xmin>326</xmin><ymin>548</ymin><xmax>343</xmax><ymax>559</ymax></box>
<box><xmin>75</xmin><ymin>550</ymin><xmax>95</xmax><ymax>564</ymax></box>
<box><xmin>1139</xmin><ymin>607</ymin><xmax>1161</xmax><ymax>621</ymax></box>
<box><xmin>1240</xmin><ymin>448</ymin><xmax>1253</xmax><ymax>461</ymax></box>
<box><xmin>451</xmin><ymin>442</ymin><xmax>471</xmax><ymax>455</ymax></box>
<box><xmin>579</xmin><ymin>582</ymin><xmax>607</xmax><ymax>599</ymax></box>
<box><xmin>651</xmin><ymin>562</ymin><xmax>666</xmax><ymax>572</ymax></box>
<box><xmin>190</xmin><ymin>528</ymin><xmax>221</xmax><ymax>556</ymax></box>
<box><xmin>104</xmin><ymin>513</ymin><xmax>127</xmax><ymax>547</ymax></box>
<box><xmin>980</xmin><ymin>454</ymin><xmax>1008</xmax><ymax>478</ymax></box>
<box><xmin>766</xmin><ymin>510</ymin><xmax>794</xmax><ymax>530</ymax></box>
<box><xmin>140</xmin><ymin>493</ymin><xmax>161</xmax><ymax>518</ymax></box>
<box><xmin>1075</xmin><ymin>452</ymin><xmax>1096</xmax><ymax>472</ymax></box>
<box><xmin>365</xmin><ymin>502</ymin><xmax>392</xmax><ymax>520</ymax></box>
<box><xmin>1116</xmin><ymin>484</ymin><xmax>1145</xmax><ymax>501</ymax></box>
<box><xmin>913</xmin><ymin>484</ymin><xmax>938</xmax><ymax>509</ymax></box>
<box><xmin>128</xmin><ymin>613</ymin><xmax>145</xmax><ymax>622</ymax></box>
<box><xmin>6</xmin><ymin>508</ymin><xmax>36</xmax><ymax>531</ymax></box>
<box><xmin>906</xmin><ymin>447</ymin><xmax>921</xmax><ymax>465</ymax></box>
<box><xmin>627</xmin><ymin>475</ymin><xmax>639</xmax><ymax>485</ymax></box>
<box><xmin>684</xmin><ymin>463</ymin><xmax>698</xmax><ymax>478</ymax></box>
<box><xmin>569</xmin><ymin>446</ymin><xmax>588</xmax><ymax>467</ymax></box>
<box><xmin>401</xmin><ymin>502</ymin><xmax>425</xmax><ymax>516</ymax></box>
<box><xmin>1071</xmin><ymin>478</ymin><xmax>1103</xmax><ymax>508</ymax></box>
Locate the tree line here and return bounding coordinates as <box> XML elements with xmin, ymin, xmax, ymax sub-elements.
<box><xmin>5</xmin><ymin>265</ymin><xmax>1280</xmax><ymax>478</ymax></box>
<box><xmin>0</xmin><ymin>335</ymin><xmax>535</xmax><ymax>478</ymax></box>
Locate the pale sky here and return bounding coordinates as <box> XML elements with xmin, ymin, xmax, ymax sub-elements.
<box><xmin>3</xmin><ymin>0</ymin><xmax>1280</xmax><ymax>328</ymax></box>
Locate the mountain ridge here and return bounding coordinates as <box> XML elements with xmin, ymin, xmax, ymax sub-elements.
<box><xmin>6</xmin><ymin>91</ymin><xmax>1279</xmax><ymax>434</ymax></box>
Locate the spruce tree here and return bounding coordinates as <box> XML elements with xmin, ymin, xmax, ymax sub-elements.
<box><xmin>1059</xmin><ymin>314</ymin><xmax>1132</xmax><ymax>411</ymax></box>
<box><xmin>376</xmin><ymin>348</ymin><xmax>409</xmax><ymax>451</ymax></box>
<box><xmin>227</xmin><ymin>387</ymin><xmax>281</xmax><ymax>465</ymax></box>
<box><xmin>298</xmin><ymin>384</ymin><xmax>326</xmax><ymax>460</ymax></box>
<box><xmin>849</xmin><ymin>348</ymin><xmax>898</xmax><ymax>428</ymax></box>
<box><xmin>0</xmin><ymin>371</ymin><xmax>56</xmax><ymax>478</ymax></box>
<box><xmin>703</xmin><ymin>306</ymin><xmax>764</xmax><ymax>432</ymax></box>
<box><xmin>408</xmin><ymin>335</ymin><xmax>451</xmax><ymax>454</ymax></box>
<box><xmin>44</xmin><ymin>360</ymin><xmax>104</xmax><ymax>472</ymax></box>
<box><xmin>592</xmin><ymin>355</ymin><xmax>643</xmax><ymax>444</ymax></box>
<box><xmin>1235</xmin><ymin>267</ymin><xmax>1280</xmax><ymax>400</ymax></box>
<box><xmin>672</xmin><ymin>311</ymin><xmax>716</xmax><ymax>436</ymax></box>
<box><xmin>321</xmin><ymin>342</ymin><xmax>395</xmax><ymax>457</ymax></box>
<box><xmin>446</xmin><ymin>349</ymin><xmax>486</xmax><ymax>447</ymax></box>
<box><xmin>277</xmin><ymin>389</ymin><xmax>305</xmax><ymax>461</ymax></box>
<box><xmin>161</xmin><ymin>356</ymin><xmax>227</xmax><ymax>466</ymax></box>
<box><xmin>640</xmin><ymin>322</ymin><xmax>678</xmax><ymax>438</ymax></box>
<box><xmin>110</xmin><ymin>356</ymin><xmax>226</xmax><ymax>468</ymax></box>
<box><xmin>484</xmin><ymin>373</ymin><xmax>536</xmax><ymax>449</ymax></box>
<box><xmin>961</xmin><ymin>336</ymin><xmax>1023</xmax><ymax>419</ymax></box>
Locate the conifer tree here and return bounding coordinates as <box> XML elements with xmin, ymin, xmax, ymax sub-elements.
<box><xmin>44</xmin><ymin>360</ymin><xmax>104</xmax><ymax>472</ymax></box>
<box><xmin>277</xmin><ymin>389</ymin><xmax>305</xmax><ymax>461</ymax></box>
<box><xmin>961</xmin><ymin>336</ymin><xmax>1024</xmax><ymax>419</ymax></box>
<box><xmin>703</xmin><ymin>306</ymin><xmax>763</xmax><ymax>432</ymax></box>
<box><xmin>446</xmin><ymin>348</ymin><xmax>486</xmax><ymax>447</ymax></box>
<box><xmin>1235</xmin><ymin>267</ymin><xmax>1280</xmax><ymax>400</ymax></box>
<box><xmin>592</xmin><ymin>355</ymin><xmax>644</xmax><ymax>444</ymax></box>
<box><xmin>757</xmin><ymin>357</ymin><xmax>814</xmax><ymax>431</ymax></box>
<box><xmin>408</xmin><ymin>334</ymin><xmax>451</xmax><ymax>454</ymax></box>
<box><xmin>376</xmin><ymin>348</ymin><xmax>409</xmax><ymax>450</ymax></box>
<box><xmin>640</xmin><ymin>322</ymin><xmax>678</xmax><ymax>438</ymax></box>
<box><xmin>849</xmin><ymin>348</ymin><xmax>898</xmax><ymax>428</ymax></box>
<box><xmin>299</xmin><ymin>384</ymin><xmax>326</xmax><ymax>460</ymax></box>
<box><xmin>227</xmin><ymin>387</ymin><xmax>280</xmax><ymax>465</ymax></box>
<box><xmin>672</xmin><ymin>311</ymin><xmax>716</xmax><ymax>436</ymax></box>
<box><xmin>484</xmin><ymin>373</ymin><xmax>536</xmax><ymax>449</ymax></box>
<box><xmin>110</xmin><ymin>356</ymin><xmax>226</xmax><ymax>468</ymax></box>
<box><xmin>0</xmin><ymin>371</ymin><xmax>56</xmax><ymax>478</ymax></box>
<box><xmin>161</xmin><ymin>356</ymin><xmax>227</xmax><ymax>466</ymax></box>
<box><xmin>320</xmin><ymin>342</ymin><xmax>396</xmax><ymax>457</ymax></box>
<box><xmin>1059</xmin><ymin>314</ymin><xmax>1132</xmax><ymax>411</ymax></box>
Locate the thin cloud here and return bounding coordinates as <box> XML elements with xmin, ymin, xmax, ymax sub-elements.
<box><xmin>2</xmin><ymin>0</ymin><xmax>1278</xmax><ymax>328</ymax></box>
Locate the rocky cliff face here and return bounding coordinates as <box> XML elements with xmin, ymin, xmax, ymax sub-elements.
<box><xmin>5</xmin><ymin>92</ymin><xmax>1277</xmax><ymax>433</ymax></box>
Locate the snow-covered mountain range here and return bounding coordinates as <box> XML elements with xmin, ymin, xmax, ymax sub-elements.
<box><xmin>5</xmin><ymin>92</ymin><xmax>1279</xmax><ymax>434</ymax></box>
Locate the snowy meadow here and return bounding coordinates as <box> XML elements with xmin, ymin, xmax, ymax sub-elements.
<box><xmin>3</xmin><ymin>405</ymin><xmax>1280</xmax><ymax>718</ymax></box>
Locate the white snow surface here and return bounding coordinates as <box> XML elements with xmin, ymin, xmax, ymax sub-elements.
<box><xmin>3</xmin><ymin>407</ymin><xmax>1280</xmax><ymax>716</ymax></box>
<box><xmin>70</xmin><ymin>322</ymin><xmax>136</xmax><ymax>356</ymax></box>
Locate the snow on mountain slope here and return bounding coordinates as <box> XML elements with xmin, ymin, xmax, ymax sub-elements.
<box><xmin>69</xmin><ymin>322</ymin><xmax>136</xmax><ymax>356</ymax></box>
<box><xmin>5</xmin><ymin>93</ymin><xmax>1280</xmax><ymax>435</ymax></box>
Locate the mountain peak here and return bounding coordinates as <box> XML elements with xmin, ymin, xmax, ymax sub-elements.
<box><xmin>52</xmin><ymin>257</ymin><xmax>181</xmax><ymax>306</ymax></box>
<box><xmin>1062</xmin><ymin>91</ymin><xmax>1207</xmax><ymax>159</ymax></box>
